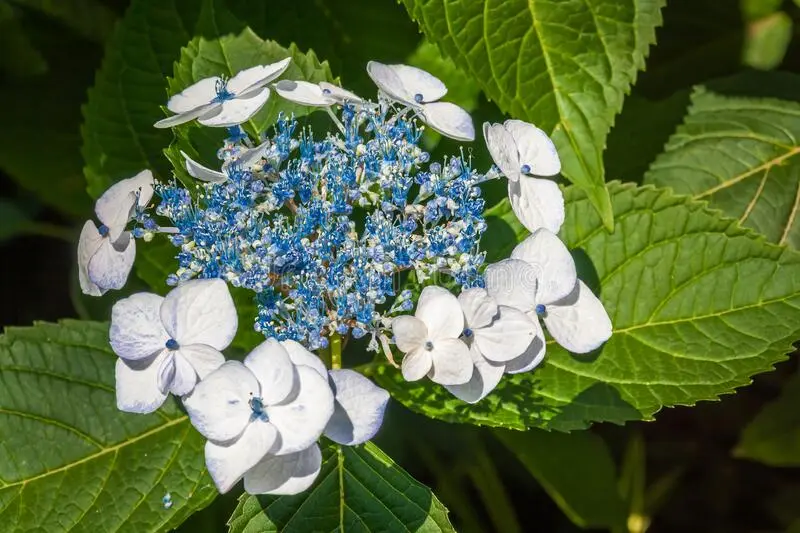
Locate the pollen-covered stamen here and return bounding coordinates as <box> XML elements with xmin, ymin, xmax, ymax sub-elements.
<box><xmin>414</xmin><ymin>93</ymin><xmax>423</xmax><ymax>104</ymax></box>
<box><xmin>520</xmin><ymin>164</ymin><xmax>531</xmax><ymax>174</ymax></box>
<box><xmin>213</xmin><ymin>78</ymin><xmax>235</xmax><ymax>103</ymax></box>
<box><xmin>535</xmin><ymin>304</ymin><xmax>546</xmax><ymax>316</ymax></box>
<box><xmin>165</xmin><ymin>338</ymin><xmax>180</xmax><ymax>350</ymax></box>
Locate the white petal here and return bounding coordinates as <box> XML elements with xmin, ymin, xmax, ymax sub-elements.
<box><xmin>179</xmin><ymin>344</ymin><xmax>226</xmax><ymax>379</ymax></box>
<box><xmin>474</xmin><ymin>305</ymin><xmax>538</xmax><ymax>362</ymax></box>
<box><xmin>244</xmin><ymin>339</ymin><xmax>297</xmax><ymax>406</ymax></box>
<box><xmin>244</xmin><ymin>444</ymin><xmax>321</xmax><ymax>496</ymax></box>
<box><xmin>160</xmin><ymin>278</ymin><xmax>237</xmax><ymax>350</ymax></box>
<box><xmin>164</xmin><ymin>351</ymin><xmax>197</xmax><ymax>396</ymax></box>
<box><xmin>367</xmin><ymin>61</ymin><xmax>447</xmax><ymax>104</ymax></box>
<box><xmin>154</xmin><ymin>102</ymin><xmax>223</xmax><ymax>128</ymax></box>
<box><xmin>95</xmin><ymin>171</ymin><xmax>155</xmax><ymax>235</ymax></box>
<box><xmin>167</xmin><ymin>77</ymin><xmax>220</xmax><ymax>113</ymax></box>
<box><xmin>484</xmin><ymin>259</ymin><xmax>538</xmax><ymax>312</ymax></box>
<box><xmin>415</xmin><ymin>286</ymin><xmax>464</xmax><ymax>341</ymax></box>
<box><xmin>391</xmin><ymin>315</ymin><xmax>427</xmax><ymax>352</ymax></box>
<box><xmin>267</xmin><ymin>366</ymin><xmax>334</xmax><ymax>455</ymax></box>
<box><xmin>483</xmin><ymin>122</ymin><xmax>521</xmax><ymax>181</ymax></box>
<box><xmin>182</xmin><ymin>151</ymin><xmax>226</xmax><ymax>183</ymax></box>
<box><xmin>324</xmin><ymin>370</ymin><xmax>390</xmax><ymax>446</ymax></box>
<box><xmin>115</xmin><ymin>352</ymin><xmax>169</xmax><ymax>414</ymax></box>
<box><xmin>183</xmin><ymin>361</ymin><xmax>258</xmax><ymax>442</ymax></box>
<box><xmin>428</xmin><ymin>338</ymin><xmax>472</xmax><ymax>385</ymax></box>
<box><xmin>458</xmin><ymin>288</ymin><xmax>497</xmax><ymax>330</ymax></box>
<box><xmin>198</xmin><ymin>88</ymin><xmax>270</xmax><ymax>127</ymax></box>
<box><xmin>109</xmin><ymin>292</ymin><xmax>168</xmax><ymax>361</ymax></box>
<box><xmin>87</xmin><ymin>234</ymin><xmax>135</xmax><ymax>291</ymax></box>
<box><xmin>234</xmin><ymin>140</ymin><xmax>271</xmax><ymax>170</ymax></box>
<box><xmin>227</xmin><ymin>58</ymin><xmax>292</xmax><ymax>96</ymax></box>
<box><xmin>274</xmin><ymin>80</ymin><xmax>334</xmax><ymax>107</ymax></box>
<box><xmin>504</xmin><ymin>119</ymin><xmax>561</xmax><ymax>176</ymax></box>
<box><xmin>318</xmin><ymin>82</ymin><xmax>363</xmax><ymax>105</ymax></box>
<box><xmin>78</xmin><ymin>221</ymin><xmax>105</xmax><ymax>296</ymax></box>
<box><xmin>420</xmin><ymin>102</ymin><xmax>475</xmax><ymax>141</ymax></box>
<box><xmin>508</xmin><ymin>177</ymin><xmax>565</xmax><ymax>235</ymax></box>
<box><xmin>504</xmin><ymin>317</ymin><xmax>546</xmax><ymax>374</ymax></box>
<box><xmin>511</xmin><ymin>229</ymin><xmax>576</xmax><ymax>304</ymax></box>
<box><xmin>543</xmin><ymin>281</ymin><xmax>612</xmax><ymax>354</ymax></box>
<box><xmin>281</xmin><ymin>339</ymin><xmax>327</xmax><ymax>378</ymax></box>
<box><xmin>205</xmin><ymin>421</ymin><xmax>278</xmax><ymax>493</ymax></box>
<box><xmin>445</xmin><ymin>343</ymin><xmax>505</xmax><ymax>403</ymax></box>
<box><xmin>401</xmin><ymin>347</ymin><xmax>432</xmax><ymax>381</ymax></box>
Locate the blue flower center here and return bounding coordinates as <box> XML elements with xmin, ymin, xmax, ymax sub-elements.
<box><xmin>165</xmin><ymin>338</ymin><xmax>180</xmax><ymax>350</ymax></box>
<box><xmin>424</xmin><ymin>340</ymin><xmax>434</xmax><ymax>351</ymax></box>
<box><xmin>213</xmin><ymin>79</ymin><xmax>235</xmax><ymax>103</ymax></box>
<box><xmin>463</xmin><ymin>328</ymin><xmax>473</xmax><ymax>338</ymax></box>
<box><xmin>322</xmin><ymin>88</ymin><xmax>332</xmax><ymax>95</ymax></box>
<box><xmin>98</xmin><ymin>224</ymin><xmax>109</xmax><ymax>237</ymax></box>
<box><xmin>520</xmin><ymin>164</ymin><xmax>531</xmax><ymax>174</ymax></box>
<box><xmin>414</xmin><ymin>93</ymin><xmax>424</xmax><ymax>103</ymax></box>
<box><xmin>535</xmin><ymin>304</ymin><xmax>546</xmax><ymax>316</ymax></box>
<box><xmin>249</xmin><ymin>395</ymin><xmax>268</xmax><ymax>419</ymax></box>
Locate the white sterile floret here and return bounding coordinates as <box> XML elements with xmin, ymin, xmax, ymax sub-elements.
<box><xmin>181</xmin><ymin>140</ymin><xmax>271</xmax><ymax>183</ymax></box>
<box><xmin>483</xmin><ymin>120</ymin><xmax>564</xmax><ymax>234</ymax></box>
<box><xmin>154</xmin><ymin>58</ymin><xmax>291</xmax><ymax>129</ymax></box>
<box><xmin>78</xmin><ymin>170</ymin><xmax>154</xmax><ymax>296</ymax></box>
<box><xmin>445</xmin><ymin>288</ymin><xmax>539</xmax><ymax>403</ymax></box>
<box><xmin>484</xmin><ymin>228</ymin><xmax>612</xmax><ymax>357</ymax></box>
<box><xmin>182</xmin><ymin>339</ymin><xmax>334</xmax><ymax>495</ymax></box>
<box><xmin>109</xmin><ymin>278</ymin><xmax>237</xmax><ymax>414</ymax></box>
<box><xmin>392</xmin><ymin>286</ymin><xmax>472</xmax><ymax>386</ymax></box>
<box><xmin>366</xmin><ymin>61</ymin><xmax>475</xmax><ymax>142</ymax></box>
<box><xmin>274</xmin><ymin>80</ymin><xmax>364</xmax><ymax>107</ymax></box>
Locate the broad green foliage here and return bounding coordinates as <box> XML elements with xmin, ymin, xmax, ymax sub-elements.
<box><xmin>645</xmin><ymin>85</ymin><xmax>800</xmax><ymax>249</ymax></box>
<box><xmin>169</xmin><ymin>30</ymin><xmax>334</xmax><ymax>136</ymax></box>
<box><xmin>227</xmin><ymin>442</ymin><xmax>455</xmax><ymax>533</ymax></box>
<box><xmin>0</xmin><ymin>320</ymin><xmax>215</xmax><ymax>532</ymax></box>
<box><xmin>401</xmin><ymin>0</ymin><xmax>665</xmax><ymax>229</ymax></box>
<box><xmin>735</xmin><ymin>373</ymin><xmax>800</xmax><ymax>466</ymax></box>
<box><xmin>377</xmin><ymin>182</ymin><xmax>800</xmax><ymax>431</ymax></box>
<box><xmin>496</xmin><ymin>429</ymin><xmax>626</xmax><ymax>529</ymax></box>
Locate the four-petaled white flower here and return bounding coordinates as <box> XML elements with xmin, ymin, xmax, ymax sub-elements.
<box><xmin>78</xmin><ymin>170</ymin><xmax>154</xmax><ymax>296</ymax></box>
<box><xmin>367</xmin><ymin>61</ymin><xmax>475</xmax><ymax>142</ymax></box>
<box><xmin>445</xmin><ymin>288</ymin><xmax>539</xmax><ymax>403</ymax></box>
<box><xmin>181</xmin><ymin>140</ymin><xmax>271</xmax><ymax>183</ymax></box>
<box><xmin>154</xmin><ymin>58</ymin><xmax>291</xmax><ymax>129</ymax></box>
<box><xmin>274</xmin><ymin>80</ymin><xmax>364</xmax><ymax>108</ymax></box>
<box><xmin>392</xmin><ymin>286</ymin><xmax>472</xmax><ymax>385</ymax></box>
<box><xmin>485</xmin><ymin>228</ymin><xmax>612</xmax><ymax>356</ymax></box>
<box><xmin>484</xmin><ymin>120</ymin><xmax>564</xmax><ymax>234</ymax></box>
<box><xmin>109</xmin><ymin>278</ymin><xmax>237</xmax><ymax>413</ymax></box>
<box><xmin>183</xmin><ymin>339</ymin><xmax>334</xmax><ymax>495</ymax></box>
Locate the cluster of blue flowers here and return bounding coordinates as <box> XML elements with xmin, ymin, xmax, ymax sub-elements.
<box><xmin>141</xmin><ymin>102</ymin><xmax>489</xmax><ymax>349</ymax></box>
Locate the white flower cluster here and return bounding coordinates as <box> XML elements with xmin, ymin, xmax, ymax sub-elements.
<box><xmin>111</xmin><ymin>278</ymin><xmax>389</xmax><ymax>495</ymax></box>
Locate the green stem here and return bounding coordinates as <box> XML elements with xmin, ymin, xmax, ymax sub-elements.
<box><xmin>330</xmin><ymin>332</ymin><xmax>342</xmax><ymax>370</ymax></box>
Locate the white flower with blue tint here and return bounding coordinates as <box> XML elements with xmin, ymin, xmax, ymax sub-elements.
<box><xmin>78</xmin><ymin>170</ymin><xmax>154</xmax><ymax>296</ymax></box>
<box><xmin>445</xmin><ymin>288</ymin><xmax>539</xmax><ymax>403</ymax></box>
<box><xmin>484</xmin><ymin>120</ymin><xmax>564</xmax><ymax>234</ymax></box>
<box><xmin>274</xmin><ymin>80</ymin><xmax>364</xmax><ymax>107</ymax></box>
<box><xmin>367</xmin><ymin>61</ymin><xmax>475</xmax><ymax>141</ymax></box>
<box><xmin>182</xmin><ymin>339</ymin><xmax>334</xmax><ymax>495</ymax></box>
<box><xmin>485</xmin><ymin>229</ymin><xmax>612</xmax><ymax>356</ymax></box>
<box><xmin>109</xmin><ymin>278</ymin><xmax>237</xmax><ymax>413</ymax></box>
<box><xmin>154</xmin><ymin>58</ymin><xmax>291</xmax><ymax>129</ymax></box>
<box><xmin>392</xmin><ymin>286</ymin><xmax>472</xmax><ymax>386</ymax></box>
<box><xmin>181</xmin><ymin>140</ymin><xmax>271</xmax><ymax>183</ymax></box>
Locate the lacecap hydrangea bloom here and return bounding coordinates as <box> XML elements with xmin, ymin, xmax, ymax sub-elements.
<box><xmin>81</xmin><ymin>57</ymin><xmax>611</xmax><ymax>495</ymax></box>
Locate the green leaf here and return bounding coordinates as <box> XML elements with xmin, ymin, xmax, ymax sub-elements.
<box><xmin>227</xmin><ymin>442</ymin><xmax>455</xmax><ymax>533</ymax></box>
<box><xmin>734</xmin><ymin>373</ymin><xmax>800</xmax><ymax>466</ymax></box>
<box><xmin>0</xmin><ymin>320</ymin><xmax>215</xmax><ymax>532</ymax></box>
<box><xmin>7</xmin><ymin>0</ymin><xmax>117</xmax><ymax>43</ymax></box>
<box><xmin>742</xmin><ymin>11</ymin><xmax>792</xmax><ymax>71</ymax></box>
<box><xmin>644</xmin><ymin>83</ymin><xmax>800</xmax><ymax>249</ymax></box>
<box><xmin>169</xmin><ymin>29</ymin><xmax>334</xmax><ymax>136</ymax></box>
<box><xmin>0</xmin><ymin>200</ymin><xmax>31</xmax><ymax>242</ymax></box>
<box><xmin>401</xmin><ymin>0</ymin><xmax>666</xmax><ymax>229</ymax></box>
<box><xmin>495</xmin><ymin>428</ymin><xmax>626</xmax><ymax>529</ymax></box>
<box><xmin>376</xmin><ymin>182</ymin><xmax>800</xmax><ymax>431</ymax></box>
